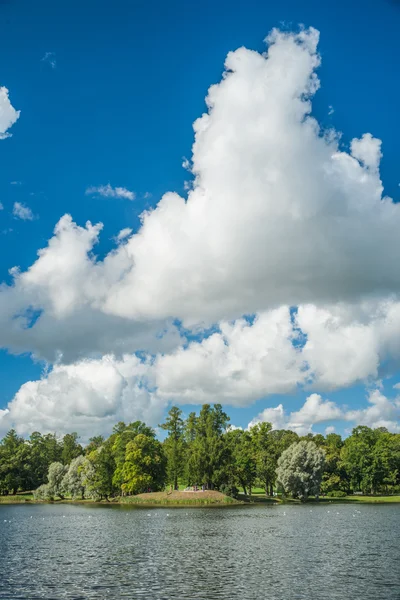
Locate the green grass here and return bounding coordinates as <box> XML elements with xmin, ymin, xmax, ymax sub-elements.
<box><xmin>119</xmin><ymin>490</ymin><xmax>241</xmax><ymax>506</ymax></box>
<box><xmin>321</xmin><ymin>495</ymin><xmax>400</xmax><ymax>504</ymax></box>
<box><xmin>0</xmin><ymin>493</ymin><xmax>34</xmax><ymax>503</ymax></box>
<box><xmin>1</xmin><ymin>491</ymin><xmax>399</xmax><ymax>506</ymax></box>
<box><xmin>119</xmin><ymin>497</ymin><xmax>239</xmax><ymax>506</ymax></box>
<box><xmin>237</xmin><ymin>491</ymin><xmax>400</xmax><ymax>504</ymax></box>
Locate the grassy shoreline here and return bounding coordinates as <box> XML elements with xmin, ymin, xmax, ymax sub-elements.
<box><xmin>1</xmin><ymin>491</ymin><xmax>399</xmax><ymax>507</ymax></box>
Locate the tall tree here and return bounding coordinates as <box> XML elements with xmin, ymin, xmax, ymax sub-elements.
<box><xmin>250</xmin><ymin>422</ymin><xmax>276</xmax><ymax>496</ymax></box>
<box><xmin>340</xmin><ymin>426</ymin><xmax>377</xmax><ymax>493</ymax></box>
<box><xmin>191</xmin><ymin>404</ymin><xmax>230</xmax><ymax>489</ymax></box>
<box><xmin>226</xmin><ymin>429</ymin><xmax>256</xmax><ymax>496</ymax></box>
<box><xmin>61</xmin><ymin>433</ymin><xmax>83</xmax><ymax>465</ymax></box>
<box><xmin>83</xmin><ymin>445</ymin><xmax>116</xmax><ymax>501</ymax></box>
<box><xmin>160</xmin><ymin>406</ymin><xmax>185</xmax><ymax>490</ymax></box>
<box><xmin>0</xmin><ymin>430</ymin><xmax>29</xmax><ymax>494</ymax></box>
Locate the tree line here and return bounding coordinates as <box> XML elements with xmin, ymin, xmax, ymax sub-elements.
<box><xmin>0</xmin><ymin>404</ymin><xmax>399</xmax><ymax>501</ymax></box>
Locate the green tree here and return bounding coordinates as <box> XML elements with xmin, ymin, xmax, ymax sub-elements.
<box><xmin>111</xmin><ymin>421</ymin><xmax>155</xmax><ymax>491</ymax></box>
<box><xmin>183</xmin><ymin>412</ymin><xmax>199</xmax><ymax>485</ymax></box>
<box><xmin>85</xmin><ymin>435</ymin><xmax>105</xmax><ymax>454</ymax></box>
<box><xmin>190</xmin><ymin>404</ymin><xmax>230</xmax><ymax>489</ymax></box>
<box><xmin>226</xmin><ymin>428</ymin><xmax>256</xmax><ymax>496</ymax></box>
<box><xmin>340</xmin><ymin>426</ymin><xmax>378</xmax><ymax>493</ymax></box>
<box><xmin>62</xmin><ymin>455</ymin><xmax>89</xmax><ymax>499</ymax></box>
<box><xmin>160</xmin><ymin>406</ymin><xmax>185</xmax><ymax>490</ymax></box>
<box><xmin>83</xmin><ymin>445</ymin><xmax>116</xmax><ymax>501</ymax></box>
<box><xmin>121</xmin><ymin>434</ymin><xmax>166</xmax><ymax>494</ymax></box>
<box><xmin>27</xmin><ymin>432</ymin><xmax>63</xmax><ymax>490</ymax></box>
<box><xmin>277</xmin><ymin>440</ymin><xmax>325</xmax><ymax>501</ymax></box>
<box><xmin>46</xmin><ymin>462</ymin><xmax>68</xmax><ymax>499</ymax></box>
<box><xmin>0</xmin><ymin>430</ymin><xmax>29</xmax><ymax>494</ymax></box>
<box><xmin>321</xmin><ymin>433</ymin><xmax>348</xmax><ymax>493</ymax></box>
<box><xmin>61</xmin><ymin>433</ymin><xmax>83</xmax><ymax>465</ymax></box>
<box><xmin>250</xmin><ymin>422</ymin><xmax>277</xmax><ymax>496</ymax></box>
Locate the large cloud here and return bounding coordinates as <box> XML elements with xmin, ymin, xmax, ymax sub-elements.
<box><xmin>1</xmin><ymin>27</ymin><xmax>400</xmax><ymax>436</ymax></box>
<box><xmin>0</xmin><ymin>355</ymin><xmax>166</xmax><ymax>439</ymax></box>
<box><xmin>1</xmin><ymin>26</ymin><xmax>399</xmax><ymax>363</ymax></box>
<box><xmin>155</xmin><ymin>308</ymin><xmax>306</xmax><ymax>405</ymax></box>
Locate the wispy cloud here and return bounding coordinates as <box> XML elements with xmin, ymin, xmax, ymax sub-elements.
<box><xmin>0</xmin><ymin>202</ymin><xmax>4</xmax><ymax>210</ymax></box>
<box><xmin>85</xmin><ymin>183</ymin><xmax>135</xmax><ymax>201</ymax></box>
<box><xmin>41</xmin><ymin>52</ymin><xmax>56</xmax><ymax>69</ymax></box>
<box><xmin>10</xmin><ymin>180</ymin><xmax>22</xmax><ymax>185</ymax></box>
<box><xmin>13</xmin><ymin>202</ymin><xmax>34</xmax><ymax>221</ymax></box>
<box><xmin>116</xmin><ymin>228</ymin><xmax>133</xmax><ymax>242</ymax></box>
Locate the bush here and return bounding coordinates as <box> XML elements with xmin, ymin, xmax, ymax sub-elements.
<box><xmin>33</xmin><ymin>484</ymin><xmax>54</xmax><ymax>501</ymax></box>
<box><xmin>219</xmin><ymin>484</ymin><xmax>239</xmax><ymax>499</ymax></box>
<box><xmin>326</xmin><ymin>490</ymin><xmax>347</xmax><ymax>498</ymax></box>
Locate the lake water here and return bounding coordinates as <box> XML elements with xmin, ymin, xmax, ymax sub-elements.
<box><xmin>0</xmin><ymin>503</ymin><xmax>398</xmax><ymax>599</ymax></box>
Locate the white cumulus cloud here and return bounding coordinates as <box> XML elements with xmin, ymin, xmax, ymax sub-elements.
<box><xmin>155</xmin><ymin>308</ymin><xmax>306</xmax><ymax>405</ymax></box>
<box><xmin>248</xmin><ymin>390</ymin><xmax>400</xmax><ymax>435</ymax></box>
<box><xmin>0</xmin><ymin>355</ymin><xmax>166</xmax><ymax>439</ymax></box>
<box><xmin>0</xmin><ymin>27</ymin><xmax>399</xmax><ymax>435</ymax></box>
<box><xmin>0</xmin><ymin>86</ymin><xmax>20</xmax><ymax>139</ymax></box>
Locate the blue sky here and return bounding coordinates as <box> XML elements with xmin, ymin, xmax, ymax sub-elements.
<box><xmin>0</xmin><ymin>0</ymin><xmax>399</xmax><ymax>439</ymax></box>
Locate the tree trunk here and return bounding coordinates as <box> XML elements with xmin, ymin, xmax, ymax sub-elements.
<box><xmin>174</xmin><ymin>474</ymin><xmax>178</xmax><ymax>490</ymax></box>
<box><xmin>249</xmin><ymin>484</ymin><xmax>252</xmax><ymax>500</ymax></box>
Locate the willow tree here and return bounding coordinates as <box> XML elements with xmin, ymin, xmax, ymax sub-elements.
<box><xmin>277</xmin><ymin>440</ymin><xmax>325</xmax><ymax>501</ymax></box>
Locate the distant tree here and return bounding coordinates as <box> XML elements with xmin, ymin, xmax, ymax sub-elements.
<box><xmin>111</xmin><ymin>421</ymin><xmax>155</xmax><ymax>491</ymax></box>
<box><xmin>277</xmin><ymin>441</ymin><xmax>325</xmax><ymax>501</ymax></box>
<box><xmin>340</xmin><ymin>426</ymin><xmax>377</xmax><ymax>493</ymax></box>
<box><xmin>27</xmin><ymin>432</ymin><xmax>63</xmax><ymax>490</ymax></box>
<box><xmin>250</xmin><ymin>422</ymin><xmax>276</xmax><ymax>496</ymax></box>
<box><xmin>85</xmin><ymin>436</ymin><xmax>105</xmax><ymax>454</ymax></box>
<box><xmin>35</xmin><ymin>462</ymin><xmax>68</xmax><ymax>500</ymax></box>
<box><xmin>61</xmin><ymin>433</ymin><xmax>83</xmax><ymax>465</ymax></box>
<box><xmin>121</xmin><ymin>434</ymin><xmax>166</xmax><ymax>494</ymax></box>
<box><xmin>183</xmin><ymin>412</ymin><xmax>199</xmax><ymax>485</ymax></box>
<box><xmin>62</xmin><ymin>455</ymin><xmax>88</xmax><ymax>499</ymax></box>
<box><xmin>0</xmin><ymin>430</ymin><xmax>30</xmax><ymax>494</ymax></box>
<box><xmin>83</xmin><ymin>445</ymin><xmax>116</xmax><ymax>501</ymax></box>
<box><xmin>321</xmin><ymin>433</ymin><xmax>348</xmax><ymax>494</ymax></box>
<box><xmin>160</xmin><ymin>406</ymin><xmax>185</xmax><ymax>490</ymax></box>
<box><xmin>189</xmin><ymin>404</ymin><xmax>230</xmax><ymax>489</ymax></box>
<box><xmin>373</xmin><ymin>431</ymin><xmax>400</xmax><ymax>491</ymax></box>
<box><xmin>226</xmin><ymin>428</ymin><xmax>256</xmax><ymax>497</ymax></box>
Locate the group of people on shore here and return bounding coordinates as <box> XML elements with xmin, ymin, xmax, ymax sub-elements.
<box><xmin>183</xmin><ymin>485</ymin><xmax>206</xmax><ymax>492</ymax></box>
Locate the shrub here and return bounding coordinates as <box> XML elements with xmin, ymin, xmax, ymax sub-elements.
<box><xmin>326</xmin><ymin>490</ymin><xmax>347</xmax><ymax>498</ymax></box>
<box><xmin>219</xmin><ymin>484</ymin><xmax>239</xmax><ymax>499</ymax></box>
<box><xmin>33</xmin><ymin>484</ymin><xmax>54</xmax><ymax>501</ymax></box>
